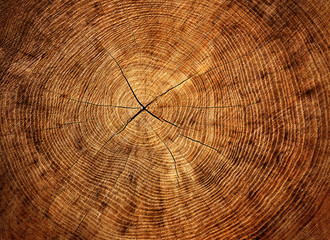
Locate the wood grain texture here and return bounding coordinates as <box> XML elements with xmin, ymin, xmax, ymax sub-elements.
<box><xmin>0</xmin><ymin>0</ymin><xmax>329</xmax><ymax>239</ymax></box>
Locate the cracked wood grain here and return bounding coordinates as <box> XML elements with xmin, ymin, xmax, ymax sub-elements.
<box><xmin>0</xmin><ymin>0</ymin><xmax>329</xmax><ymax>239</ymax></box>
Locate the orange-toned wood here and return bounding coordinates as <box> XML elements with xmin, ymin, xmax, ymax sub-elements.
<box><xmin>0</xmin><ymin>0</ymin><xmax>329</xmax><ymax>239</ymax></box>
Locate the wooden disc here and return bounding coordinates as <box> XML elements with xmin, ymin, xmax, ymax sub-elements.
<box><xmin>0</xmin><ymin>0</ymin><xmax>329</xmax><ymax>239</ymax></box>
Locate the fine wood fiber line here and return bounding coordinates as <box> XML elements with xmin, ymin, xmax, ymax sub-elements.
<box><xmin>0</xmin><ymin>0</ymin><xmax>329</xmax><ymax>239</ymax></box>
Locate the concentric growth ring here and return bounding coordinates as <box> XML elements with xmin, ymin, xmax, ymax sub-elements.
<box><xmin>0</xmin><ymin>0</ymin><xmax>329</xmax><ymax>239</ymax></box>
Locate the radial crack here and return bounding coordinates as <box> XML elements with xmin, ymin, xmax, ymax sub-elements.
<box><xmin>120</xmin><ymin>0</ymin><xmax>143</xmax><ymax>97</ymax></box>
<box><xmin>176</xmin><ymin>148</ymin><xmax>221</xmax><ymax>227</ymax></box>
<box><xmin>145</xmin><ymin>72</ymin><xmax>198</xmax><ymax>108</ymax></box>
<box><xmin>145</xmin><ymin>109</ymin><xmax>203</xmax><ymax>133</ymax></box>
<box><xmin>180</xmin><ymin>134</ymin><xmax>231</xmax><ymax>163</ymax></box>
<box><xmin>181</xmin><ymin>134</ymin><xmax>221</xmax><ymax>151</ymax></box>
<box><xmin>44</xmin><ymin>88</ymin><xmax>139</xmax><ymax>109</ymax></box>
<box><xmin>146</xmin><ymin>122</ymin><xmax>180</xmax><ymax>187</ymax></box>
<box><xmin>72</xmin><ymin>108</ymin><xmax>142</xmax><ymax>184</ymax></box>
<box><xmin>145</xmin><ymin>26</ymin><xmax>293</xmax><ymax>108</ymax></box>
<box><xmin>93</xmin><ymin>109</ymin><xmax>144</xmax><ymax>158</ymax></box>
<box><xmin>1</xmin><ymin>116</ymin><xmax>110</xmax><ymax>138</ymax></box>
<box><xmin>75</xmin><ymin>111</ymin><xmax>140</xmax><ymax>233</ymax></box>
<box><xmin>145</xmin><ymin>109</ymin><xmax>183</xmax><ymax>130</ymax></box>
<box><xmin>99</xmin><ymin>145</ymin><xmax>135</xmax><ymax>208</ymax></box>
<box><xmin>44</xmin><ymin>121</ymin><xmax>89</xmax><ymax>131</ymax></box>
<box><xmin>75</xmin><ymin>112</ymin><xmax>148</xmax><ymax>233</ymax></box>
<box><xmin>146</xmin><ymin>46</ymin><xmax>263</xmax><ymax>107</ymax></box>
<box><xmin>153</xmin><ymin>95</ymin><xmax>296</xmax><ymax>109</ymax></box>
<box><xmin>87</xmin><ymin>37</ymin><xmax>144</xmax><ymax>108</ymax></box>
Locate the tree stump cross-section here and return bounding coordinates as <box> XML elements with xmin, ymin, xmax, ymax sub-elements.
<box><xmin>0</xmin><ymin>0</ymin><xmax>329</xmax><ymax>239</ymax></box>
